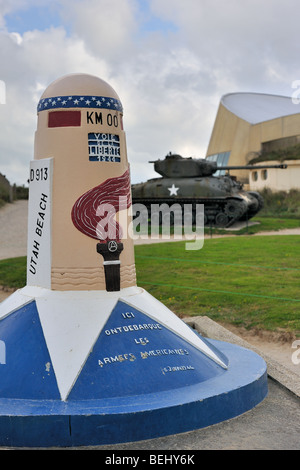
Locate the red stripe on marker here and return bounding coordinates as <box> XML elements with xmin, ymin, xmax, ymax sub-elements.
<box><xmin>48</xmin><ymin>110</ymin><xmax>81</xmax><ymax>127</ymax></box>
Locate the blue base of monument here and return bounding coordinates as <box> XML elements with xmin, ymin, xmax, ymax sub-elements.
<box><xmin>0</xmin><ymin>338</ymin><xmax>267</xmax><ymax>447</ymax></box>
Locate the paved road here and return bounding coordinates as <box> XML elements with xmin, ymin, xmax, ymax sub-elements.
<box><xmin>94</xmin><ymin>379</ymin><xmax>300</xmax><ymax>451</ymax></box>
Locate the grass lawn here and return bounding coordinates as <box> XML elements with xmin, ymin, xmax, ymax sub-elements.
<box><xmin>0</xmin><ymin>224</ymin><xmax>299</xmax><ymax>337</ymax></box>
<box><xmin>204</xmin><ymin>216</ymin><xmax>300</xmax><ymax>236</ymax></box>
<box><xmin>135</xmin><ymin>234</ymin><xmax>300</xmax><ymax>336</ymax></box>
<box><xmin>0</xmin><ymin>257</ymin><xmax>27</xmax><ymax>288</ymax></box>
<box><xmin>138</xmin><ymin>216</ymin><xmax>300</xmax><ymax>237</ymax></box>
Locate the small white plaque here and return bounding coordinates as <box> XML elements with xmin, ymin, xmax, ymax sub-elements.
<box><xmin>26</xmin><ymin>158</ymin><xmax>53</xmax><ymax>288</ymax></box>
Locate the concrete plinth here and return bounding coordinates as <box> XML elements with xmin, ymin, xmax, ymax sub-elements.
<box><xmin>0</xmin><ymin>286</ymin><xmax>267</xmax><ymax>447</ymax></box>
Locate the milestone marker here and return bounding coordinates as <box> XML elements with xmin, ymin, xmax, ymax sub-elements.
<box><xmin>0</xmin><ymin>74</ymin><xmax>267</xmax><ymax>447</ymax></box>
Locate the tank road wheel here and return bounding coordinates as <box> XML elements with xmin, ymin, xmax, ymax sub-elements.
<box><xmin>215</xmin><ymin>212</ymin><xmax>229</xmax><ymax>226</ymax></box>
<box><xmin>224</xmin><ymin>200</ymin><xmax>244</xmax><ymax>219</ymax></box>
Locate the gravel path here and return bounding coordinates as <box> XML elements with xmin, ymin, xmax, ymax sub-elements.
<box><xmin>0</xmin><ymin>200</ymin><xmax>28</xmax><ymax>260</ymax></box>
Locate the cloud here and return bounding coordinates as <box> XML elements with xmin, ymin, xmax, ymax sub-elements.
<box><xmin>60</xmin><ymin>0</ymin><xmax>140</xmax><ymax>62</ymax></box>
<box><xmin>0</xmin><ymin>0</ymin><xmax>299</xmax><ymax>186</ymax></box>
<box><xmin>149</xmin><ymin>0</ymin><xmax>300</xmax><ymax>89</ymax></box>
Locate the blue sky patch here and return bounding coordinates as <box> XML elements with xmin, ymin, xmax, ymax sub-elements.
<box><xmin>4</xmin><ymin>3</ymin><xmax>65</xmax><ymax>34</ymax></box>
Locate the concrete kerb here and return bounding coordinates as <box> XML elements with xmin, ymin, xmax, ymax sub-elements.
<box><xmin>184</xmin><ymin>315</ymin><xmax>300</xmax><ymax>398</ymax></box>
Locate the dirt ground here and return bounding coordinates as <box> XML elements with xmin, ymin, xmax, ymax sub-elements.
<box><xmin>0</xmin><ymin>200</ymin><xmax>299</xmax><ymax>376</ymax></box>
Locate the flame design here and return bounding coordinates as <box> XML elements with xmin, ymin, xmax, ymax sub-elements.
<box><xmin>71</xmin><ymin>169</ymin><xmax>131</xmax><ymax>242</ymax></box>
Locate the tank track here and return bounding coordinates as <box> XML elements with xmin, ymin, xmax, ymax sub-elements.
<box><xmin>132</xmin><ymin>197</ymin><xmax>250</xmax><ymax>228</ymax></box>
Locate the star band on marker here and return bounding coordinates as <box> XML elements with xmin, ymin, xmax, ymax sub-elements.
<box><xmin>37</xmin><ymin>95</ymin><xmax>123</xmax><ymax>113</ymax></box>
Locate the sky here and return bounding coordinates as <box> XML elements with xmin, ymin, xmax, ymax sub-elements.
<box><xmin>1</xmin><ymin>0</ymin><xmax>300</xmax><ymax>186</ymax></box>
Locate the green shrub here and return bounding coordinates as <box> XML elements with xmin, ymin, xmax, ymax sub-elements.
<box><xmin>258</xmin><ymin>188</ymin><xmax>300</xmax><ymax>218</ymax></box>
<box><xmin>0</xmin><ymin>185</ymin><xmax>10</xmax><ymax>203</ymax></box>
<box><xmin>13</xmin><ymin>185</ymin><xmax>29</xmax><ymax>200</ymax></box>
<box><xmin>249</xmin><ymin>143</ymin><xmax>300</xmax><ymax>164</ymax></box>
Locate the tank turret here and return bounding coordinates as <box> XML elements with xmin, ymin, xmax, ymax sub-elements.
<box><xmin>132</xmin><ymin>153</ymin><xmax>287</xmax><ymax>227</ymax></box>
<box><xmin>151</xmin><ymin>153</ymin><xmax>287</xmax><ymax>178</ymax></box>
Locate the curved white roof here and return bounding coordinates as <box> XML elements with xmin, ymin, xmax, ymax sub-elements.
<box><xmin>221</xmin><ymin>92</ymin><xmax>299</xmax><ymax>125</ymax></box>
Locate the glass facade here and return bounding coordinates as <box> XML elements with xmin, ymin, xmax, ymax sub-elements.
<box><xmin>206</xmin><ymin>152</ymin><xmax>230</xmax><ymax>175</ymax></box>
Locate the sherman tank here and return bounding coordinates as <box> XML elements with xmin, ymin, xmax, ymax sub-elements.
<box><xmin>131</xmin><ymin>153</ymin><xmax>287</xmax><ymax>227</ymax></box>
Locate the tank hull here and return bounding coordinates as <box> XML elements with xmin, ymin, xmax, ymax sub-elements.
<box><xmin>132</xmin><ymin>177</ymin><xmax>263</xmax><ymax>227</ymax></box>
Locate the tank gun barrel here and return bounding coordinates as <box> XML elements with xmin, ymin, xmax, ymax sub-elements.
<box><xmin>218</xmin><ymin>163</ymin><xmax>287</xmax><ymax>170</ymax></box>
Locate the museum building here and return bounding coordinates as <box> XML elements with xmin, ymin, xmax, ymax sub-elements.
<box><xmin>205</xmin><ymin>92</ymin><xmax>300</xmax><ymax>191</ymax></box>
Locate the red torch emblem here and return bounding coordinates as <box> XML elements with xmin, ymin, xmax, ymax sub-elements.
<box><xmin>71</xmin><ymin>169</ymin><xmax>131</xmax><ymax>291</ymax></box>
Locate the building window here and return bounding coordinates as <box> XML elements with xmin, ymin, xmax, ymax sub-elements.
<box><xmin>261</xmin><ymin>169</ymin><xmax>268</xmax><ymax>180</ymax></box>
<box><xmin>206</xmin><ymin>152</ymin><xmax>230</xmax><ymax>175</ymax></box>
<box><xmin>252</xmin><ymin>171</ymin><xmax>258</xmax><ymax>181</ymax></box>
